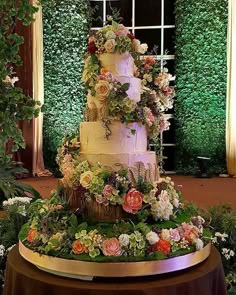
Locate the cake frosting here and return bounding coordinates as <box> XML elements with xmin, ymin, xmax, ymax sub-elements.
<box><xmin>80</xmin><ymin>121</ymin><xmax>147</xmax><ymax>153</ymax></box>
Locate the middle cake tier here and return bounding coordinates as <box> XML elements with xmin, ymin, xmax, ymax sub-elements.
<box><xmin>80</xmin><ymin>121</ymin><xmax>148</xmax><ymax>153</ymax></box>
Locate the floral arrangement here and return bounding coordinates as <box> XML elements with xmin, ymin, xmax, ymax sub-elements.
<box><xmin>19</xmin><ymin>190</ymin><xmax>211</xmax><ymax>261</ymax></box>
<box><xmin>122</xmin><ymin>56</ymin><xmax>175</xmax><ymax>140</ymax></box>
<box><xmin>87</xmin><ymin>21</ymin><xmax>147</xmax><ymax>56</ymax></box>
<box><xmin>82</xmin><ymin>21</ymin><xmax>175</xmax><ymax>140</ymax></box>
<box><xmin>58</xmin><ymin>159</ymin><xmax>182</xmax><ymax>221</ymax></box>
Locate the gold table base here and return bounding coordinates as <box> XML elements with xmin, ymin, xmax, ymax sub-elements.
<box><xmin>19</xmin><ymin>241</ymin><xmax>211</xmax><ymax>279</ymax></box>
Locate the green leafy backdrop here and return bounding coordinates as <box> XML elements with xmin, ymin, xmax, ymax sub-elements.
<box><xmin>175</xmin><ymin>0</ymin><xmax>228</xmax><ymax>174</ymax></box>
<box><xmin>42</xmin><ymin>0</ymin><xmax>91</xmax><ymax>170</ymax></box>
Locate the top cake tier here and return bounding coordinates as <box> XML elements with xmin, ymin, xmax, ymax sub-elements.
<box><xmin>98</xmin><ymin>52</ymin><xmax>135</xmax><ymax>77</ymax></box>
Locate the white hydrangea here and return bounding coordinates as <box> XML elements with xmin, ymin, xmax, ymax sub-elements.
<box><xmin>195</xmin><ymin>239</ymin><xmax>204</xmax><ymax>250</ymax></box>
<box><xmin>215</xmin><ymin>232</ymin><xmax>228</xmax><ymax>242</ymax></box>
<box><xmin>222</xmin><ymin>248</ymin><xmax>235</xmax><ymax>260</ymax></box>
<box><xmin>146</xmin><ymin>231</ymin><xmax>159</xmax><ymax>245</ymax></box>
<box><xmin>118</xmin><ymin>234</ymin><xmax>130</xmax><ymax>247</ymax></box>
<box><xmin>0</xmin><ymin>245</ymin><xmax>5</xmax><ymax>257</ymax></box>
<box><xmin>3</xmin><ymin>197</ymin><xmax>31</xmax><ymax>207</ymax></box>
<box><xmin>152</xmin><ymin>200</ymin><xmax>173</xmax><ymax>221</ymax></box>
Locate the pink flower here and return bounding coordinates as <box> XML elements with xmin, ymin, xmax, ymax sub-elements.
<box><xmin>122</xmin><ymin>188</ymin><xmax>143</xmax><ymax>214</ymax></box>
<box><xmin>102</xmin><ymin>238</ymin><xmax>122</xmax><ymax>256</ymax></box>
<box><xmin>169</xmin><ymin>228</ymin><xmax>181</xmax><ymax>242</ymax></box>
<box><xmin>145</xmin><ymin>56</ymin><xmax>155</xmax><ymax>65</ymax></box>
<box><xmin>159</xmin><ymin>190</ymin><xmax>170</xmax><ymax>202</ymax></box>
<box><xmin>144</xmin><ymin>64</ymin><xmax>150</xmax><ymax>71</ymax></box>
<box><xmin>148</xmin><ymin>110</ymin><xmax>155</xmax><ymax>123</ymax></box>
<box><xmin>115</xmin><ymin>24</ymin><xmax>129</xmax><ymax>36</ymax></box>
<box><xmin>102</xmin><ymin>185</ymin><xmax>114</xmax><ymax>197</ymax></box>
<box><xmin>98</xmin><ymin>75</ymin><xmax>106</xmax><ymax>80</ymax></box>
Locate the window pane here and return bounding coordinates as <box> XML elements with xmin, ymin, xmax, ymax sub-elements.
<box><xmin>90</xmin><ymin>1</ymin><xmax>103</xmax><ymax>27</ymax></box>
<box><xmin>161</xmin><ymin>145</ymin><xmax>176</xmax><ymax>171</ymax></box>
<box><xmin>163</xmin><ymin>118</ymin><xmax>176</xmax><ymax>143</ymax></box>
<box><xmin>134</xmin><ymin>29</ymin><xmax>161</xmax><ymax>54</ymax></box>
<box><xmin>164</xmin><ymin>28</ymin><xmax>175</xmax><ymax>55</ymax></box>
<box><xmin>164</xmin><ymin>59</ymin><xmax>175</xmax><ymax>75</ymax></box>
<box><xmin>135</xmin><ymin>0</ymin><xmax>161</xmax><ymax>26</ymax></box>
<box><xmin>164</xmin><ymin>0</ymin><xmax>175</xmax><ymax>25</ymax></box>
<box><xmin>106</xmin><ymin>0</ymin><xmax>132</xmax><ymax>27</ymax></box>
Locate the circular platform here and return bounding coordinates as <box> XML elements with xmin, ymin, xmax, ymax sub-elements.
<box><xmin>19</xmin><ymin>241</ymin><xmax>211</xmax><ymax>279</ymax></box>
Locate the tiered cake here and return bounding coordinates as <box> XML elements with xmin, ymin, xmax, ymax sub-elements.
<box><xmin>19</xmin><ymin>22</ymin><xmax>211</xmax><ymax>278</ymax></box>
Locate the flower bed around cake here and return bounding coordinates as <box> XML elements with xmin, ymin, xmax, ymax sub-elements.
<box><xmin>18</xmin><ymin>180</ymin><xmax>212</xmax><ymax>265</ymax></box>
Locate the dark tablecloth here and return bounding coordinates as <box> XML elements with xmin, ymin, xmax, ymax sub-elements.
<box><xmin>3</xmin><ymin>245</ymin><xmax>227</xmax><ymax>295</ymax></box>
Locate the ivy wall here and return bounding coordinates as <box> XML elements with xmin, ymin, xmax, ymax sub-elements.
<box><xmin>175</xmin><ymin>0</ymin><xmax>228</xmax><ymax>174</ymax></box>
<box><xmin>42</xmin><ymin>0</ymin><xmax>91</xmax><ymax>170</ymax></box>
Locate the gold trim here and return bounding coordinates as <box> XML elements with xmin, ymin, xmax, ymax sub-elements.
<box><xmin>19</xmin><ymin>242</ymin><xmax>211</xmax><ymax>278</ymax></box>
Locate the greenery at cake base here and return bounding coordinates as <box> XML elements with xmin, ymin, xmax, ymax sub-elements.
<box><xmin>18</xmin><ymin>187</ymin><xmax>212</xmax><ymax>263</ymax></box>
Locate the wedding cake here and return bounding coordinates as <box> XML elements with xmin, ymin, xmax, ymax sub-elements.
<box><xmin>19</xmin><ymin>22</ymin><xmax>211</xmax><ymax>278</ymax></box>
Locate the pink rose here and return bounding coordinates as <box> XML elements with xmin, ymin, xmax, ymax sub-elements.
<box><xmin>148</xmin><ymin>110</ymin><xmax>155</xmax><ymax>123</ymax></box>
<box><xmin>122</xmin><ymin>188</ymin><xmax>143</xmax><ymax>214</ymax></box>
<box><xmin>169</xmin><ymin>228</ymin><xmax>181</xmax><ymax>242</ymax></box>
<box><xmin>115</xmin><ymin>24</ymin><xmax>129</xmax><ymax>36</ymax></box>
<box><xmin>102</xmin><ymin>185</ymin><xmax>114</xmax><ymax>197</ymax></box>
<box><xmin>159</xmin><ymin>190</ymin><xmax>170</xmax><ymax>202</ymax></box>
<box><xmin>144</xmin><ymin>64</ymin><xmax>150</xmax><ymax>71</ymax></box>
<box><xmin>102</xmin><ymin>238</ymin><xmax>122</xmax><ymax>256</ymax></box>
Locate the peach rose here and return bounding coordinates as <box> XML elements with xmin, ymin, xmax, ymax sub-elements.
<box><xmin>72</xmin><ymin>240</ymin><xmax>88</xmax><ymax>254</ymax></box>
<box><xmin>27</xmin><ymin>229</ymin><xmax>38</xmax><ymax>243</ymax></box>
<box><xmin>102</xmin><ymin>238</ymin><xmax>122</xmax><ymax>256</ymax></box>
<box><xmin>80</xmin><ymin>171</ymin><xmax>94</xmax><ymax>189</ymax></box>
<box><xmin>122</xmin><ymin>188</ymin><xmax>143</xmax><ymax>214</ymax></box>
<box><xmin>104</xmin><ymin>39</ymin><xmax>116</xmax><ymax>53</ymax></box>
<box><xmin>95</xmin><ymin>80</ymin><xmax>110</xmax><ymax>100</ymax></box>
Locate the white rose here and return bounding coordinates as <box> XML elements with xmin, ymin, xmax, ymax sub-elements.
<box><xmin>140</xmin><ymin>43</ymin><xmax>148</xmax><ymax>54</ymax></box>
<box><xmin>146</xmin><ymin>231</ymin><xmax>159</xmax><ymax>245</ymax></box>
<box><xmin>118</xmin><ymin>234</ymin><xmax>130</xmax><ymax>247</ymax></box>
<box><xmin>104</xmin><ymin>39</ymin><xmax>116</xmax><ymax>53</ymax></box>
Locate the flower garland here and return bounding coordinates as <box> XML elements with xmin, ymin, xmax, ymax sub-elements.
<box><xmin>20</xmin><ymin>193</ymin><xmax>210</xmax><ymax>260</ymax></box>
<box><xmin>82</xmin><ymin>21</ymin><xmax>175</xmax><ymax>140</ymax></box>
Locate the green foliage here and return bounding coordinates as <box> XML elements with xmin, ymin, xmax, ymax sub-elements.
<box><xmin>0</xmin><ymin>0</ymin><xmax>41</xmax><ymax>165</ymax></box>
<box><xmin>207</xmin><ymin>204</ymin><xmax>236</xmax><ymax>292</ymax></box>
<box><xmin>42</xmin><ymin>0</ymin><xmax>92</xmax><ymax>170</ymax></box>
<box><xmin>0</xmin><ymin>177</ymin><xmax>42</xmax><ymax>206</ymax></box>
<box><xmin>175</xmin><ymin>0</ymin><xmax>228</xmax><ymax>174</ymax></box>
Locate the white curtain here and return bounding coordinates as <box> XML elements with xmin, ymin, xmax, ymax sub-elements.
<box><xmin>32</xmin><ymin>2</ymin><xmax>52</xmax><ymax>176</ymax></box>
<box><xmin>226</xmin><ymin>0</ymin><xmax>236</xmax><ymax>176</ymax></box>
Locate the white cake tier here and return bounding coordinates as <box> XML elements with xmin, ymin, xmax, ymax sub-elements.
<box><xmin>79</xmin><ymin>152</ymin><xmax>159</xmax><ymax>182</ymax></box>
<box><xmin>99</xmin><ymin>52</ymin><xmax>134</xmax><ymax>77</ymax></box>
<box><xmin>116</xmin><ymin>76</ymin><xmax>141</xmax><ymax>102</ymax></box>
<box><xmin>80</xmin><ymin>121</ymin><xmax>147</xmax><ymax>154</ymax></box>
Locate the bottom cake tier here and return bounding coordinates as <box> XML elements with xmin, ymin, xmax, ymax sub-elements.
<box><xmin>79</xmin><ymin>151</ymin><xmax>159</xmax><ymax>181</ymax></box>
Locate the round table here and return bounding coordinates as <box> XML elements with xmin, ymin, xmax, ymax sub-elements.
<box><xmin>3</xmin><ymin>245</ymin><xmax>227</xmax><ymax>295</ymax></box>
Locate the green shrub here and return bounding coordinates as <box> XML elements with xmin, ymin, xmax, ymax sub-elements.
<box><xmin>175</xmin><ymin>0</ymin><xmax>228</xmax><ymax>174</ymax></box>
<box><xmin>42</xmin><ymin>0</ymin><xmax>91</xmax><ymax>170</ymax></box>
